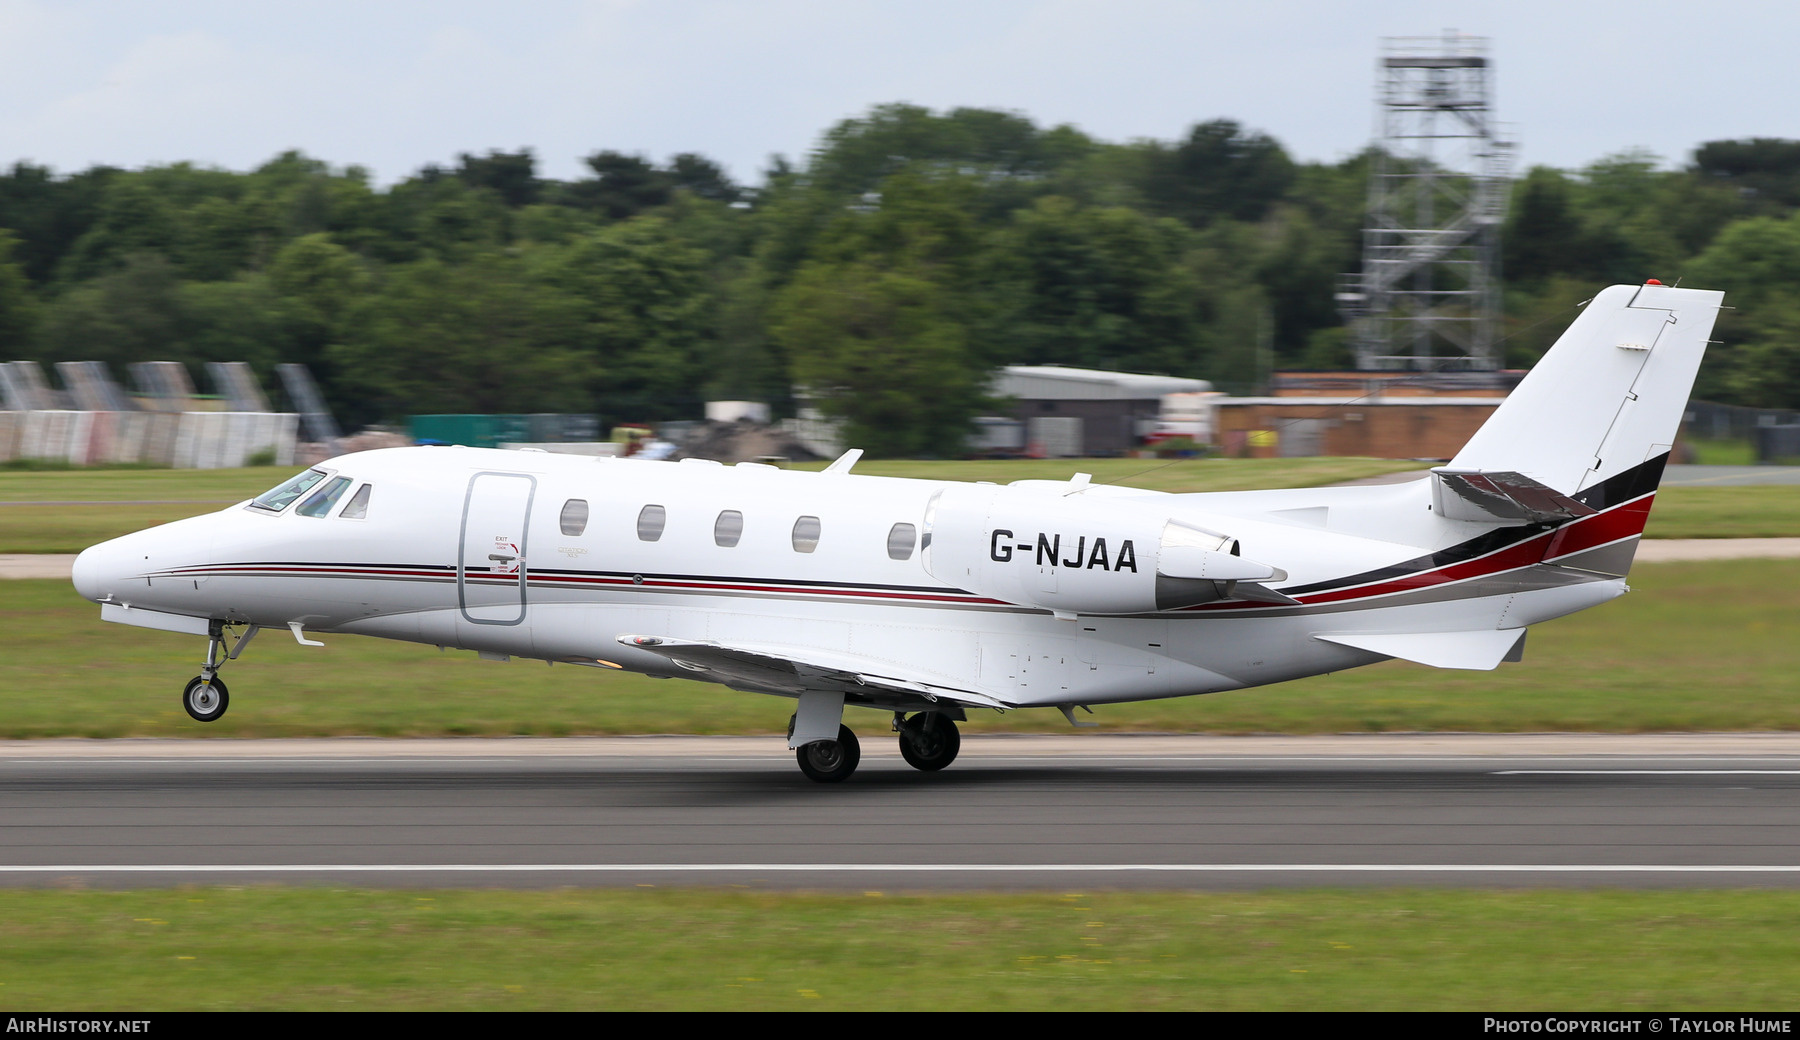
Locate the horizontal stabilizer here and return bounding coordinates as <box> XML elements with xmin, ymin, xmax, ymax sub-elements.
<box><xmin>1432</xmin><ymin>469</ymin><xmax>1599</xmax><ymax>524</ymax></box>
<box><xmin>1314</xmin><ymin>628</ymin><xmax>1527</xmax><ymax>671</ymax></box>
<box><xmin>618</xmin><ymin>635</ymin><xmax>1012</xmax><ymax>709</ymax></box>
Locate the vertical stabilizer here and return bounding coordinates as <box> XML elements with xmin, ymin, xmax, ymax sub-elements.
<box><xmin>1449</xmin><ymin>283</ymin><xmax>1723</xmax><ymax>496</ymax></box>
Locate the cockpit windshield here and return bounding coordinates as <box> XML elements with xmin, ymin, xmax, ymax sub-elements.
<box><xmin>296</xmin><ymin>476</ymin><xmax>354</xmax><ymax>518</ymax></box>
<box><xmin>249</xmin><ymin>468</ymin><xmax>329</xmax><ymax>513</ymax></box>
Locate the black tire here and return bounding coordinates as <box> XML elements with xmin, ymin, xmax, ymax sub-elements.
<box><xmin>183</xmin><ymin>675</ymin><xmax>229</xmax><ymax>723</ymax></box>
<box><xmin>898</xmin><ymin>713</ymin><xmax>960</xmax><ymax>772</ymax></box>
<box><xmin>796</xmin><ymin>724</ymin><xmax>861</xmax><ymax>783</ymax></box>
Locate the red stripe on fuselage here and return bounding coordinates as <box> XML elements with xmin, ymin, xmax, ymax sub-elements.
<box><xmin>1543</xmin><ymin>493</ymin><xmax>1653</xmax><ymax>561</ymax></box>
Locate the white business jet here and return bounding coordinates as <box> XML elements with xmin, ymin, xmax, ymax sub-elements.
<box><xmin>72</xmin><ymin>282</ymin><xmax>1721</xmax><ymax>782</ymax></box>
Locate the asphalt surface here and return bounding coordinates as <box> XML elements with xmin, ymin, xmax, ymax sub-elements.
<box><xmin>1661</xmin><ymin>464</ymin><xmax>1800</xmax><ymax>486</ymax></box>
<box><xmin>4</xmin><ymin>735</ymin><xmax>1798</xmax><ymax>890</ymax></box>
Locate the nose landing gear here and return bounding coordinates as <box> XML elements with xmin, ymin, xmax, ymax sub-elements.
<box><xmin>183</xmin><ymin>675</ymin><xmax>229</xmax><ymax>722</ymax></box>
<box><xmin>182</xmin><ymin>620</ymin><xmax>257</xmax><ymax>723</ymax></box>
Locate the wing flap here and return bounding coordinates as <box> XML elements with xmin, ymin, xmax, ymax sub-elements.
<box><xmin>618</xmin><ymin>635</ymin><xmax>1013</xmax><ymax>709</ymax></box>
<box><xmin>1314</xmin><ymin>628</ymin><xmax>1527</xmax><ymax>671</ymax></box>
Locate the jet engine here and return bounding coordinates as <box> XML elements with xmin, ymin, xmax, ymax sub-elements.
<box><xmin>920</xmin><ymin>482</ymin><xmax>1286</xmax><ymax>616</ymax></box>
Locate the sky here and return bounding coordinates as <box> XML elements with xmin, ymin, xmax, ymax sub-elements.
<box><xmin>0</xmin><ymin>0</ymin><xmax>1792</xmax><ymax>187</ymax></box>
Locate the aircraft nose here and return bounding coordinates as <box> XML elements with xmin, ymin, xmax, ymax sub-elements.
<box><xmin>71</xmin><ymin>540</ymin><xmax>126</xmax><ymax>603</ymax></box>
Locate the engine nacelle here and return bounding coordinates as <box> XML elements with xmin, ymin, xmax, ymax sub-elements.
<box><xmin>920</xmin><ymin>482</ymin><xmax>1284</xmax><ymax>616</ymax></box>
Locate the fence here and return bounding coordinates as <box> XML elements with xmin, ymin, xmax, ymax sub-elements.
<box><xmin>409</xmin><ymin>414</ymin><xmax>600</xmax><ymax>448</ymax></box>
<box><xmin>0</xmin><ymin>411</ymin><xmax>299</xmax><ymax>468</ymax></box>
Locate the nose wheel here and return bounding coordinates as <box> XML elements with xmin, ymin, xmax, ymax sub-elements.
<box><xmin>183</xmin><ymin>675</ymin><xmax>229</xmax><ymax>722</ymax></box>
<box><xmin>796</xmin><ymin>725</ymin><xmax>861</xmax><ymax>783</ymax></box>
<box><xmin>180</xmin><ymin>619</ymin><xmax>255</xmax><ymax>723</ymax></box>
<box><xmin>898</xmin><ymin>713</ymin><xmax>960</xmax><ymax>772</ymax></box>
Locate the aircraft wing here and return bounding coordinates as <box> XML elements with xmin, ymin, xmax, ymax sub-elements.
<box><xmin>1431</xmin><ymin>469</ymin><xmax>1598</xmax><ymax>524</ymax></box>
<box><xmin>1314</xmin><ymin>628</ymin><xmax>1527</xmax><ymax>671</ymax></box>
<box><xmin>616</xmin><ymin>635</ymin><xmax>1015</xmax><ymax>710</ymax></box>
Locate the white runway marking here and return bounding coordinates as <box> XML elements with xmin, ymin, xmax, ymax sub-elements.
<box><xmin>1483</xmin><ymin>762</ymin><xmax>1800</xmax><ymax>770</ymax></box>
<box><xmin>5</xmin><ymin>863</ymin><xmax>1800</xmax><ymax>875</ymax></box>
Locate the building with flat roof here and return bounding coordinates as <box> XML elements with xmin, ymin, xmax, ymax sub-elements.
<box><xmin>992</xmin><ymin>365</ymin><xmax>1211</xmax><ymax>457</ymax></box>
<box><xmin>1213</xmin><ymin>371</ymin><xmax>1519</xmax><ymax>459</ymax></box>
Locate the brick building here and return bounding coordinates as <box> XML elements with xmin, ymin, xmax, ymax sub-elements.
<box><xmin>1213</xmin><ymin>371</ymin><xmax>1521</xmax><ymax>460</ymax></box>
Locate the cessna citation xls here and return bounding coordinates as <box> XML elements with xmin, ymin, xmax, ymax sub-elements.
<box><xmin>72</xmin><ymin>282</ymin><xmax>1721</xmax><ymax>782</ymax></box>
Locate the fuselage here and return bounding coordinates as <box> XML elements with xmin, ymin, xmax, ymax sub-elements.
<box><xmin>70</xmin><ymin>445</ymin><xmax>1643</xmax><ymax>712</ymax></box>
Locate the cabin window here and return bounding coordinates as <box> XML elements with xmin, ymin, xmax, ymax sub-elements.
<box><xmin>637</xmin><ymin>504</ymin><xmax>666</xmax><ymax>542</ymax></box>
<box><xmin>791</xmin><ymin>516</ymin><xmax>821</xmax><ymax>553</ymax></box>
<box><xmin>887</xmin><ymin>522</ymin><xmax>917</xmax><ymax>561</ymax></box>
<box><xmin>340</xmin><ymin>484</ymin><xmax>372</xmax><ymax>520</ymax></box>
<box><xmin>250</xmin><ymin>468</ymin><xmax>328</xmax><ymax>513</ymax></box>
<box><xmin>714</xmin><ymin>510</ymin><xmax>744</xmax><ymax>547</ymax></box>
<box><xmin>296</xmin><ymin>476</ymin><xmax>353</xmax><ymax>518</ymax></box>
<box><xmin>560</xmin><ymin>499</ymin><xmax>589</xmax><ymax>537</ymax></box>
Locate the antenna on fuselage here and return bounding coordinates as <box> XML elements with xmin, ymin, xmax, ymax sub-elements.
<box><xmin>823</xmin><ymin>448</ymin><xmax>864</xmax><ymax>474</ymax></box>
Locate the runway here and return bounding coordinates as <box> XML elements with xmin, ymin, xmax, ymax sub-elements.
<box><xmin>3</xmin><ymin>736</ymin><xmax>1798</xmax><ymax>889</ymax></box>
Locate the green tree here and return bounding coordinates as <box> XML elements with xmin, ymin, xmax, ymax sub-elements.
<box><xmin>988</xmin><ymin>196</ymin><xmax>1206</xmax><ymax>374</ymax></box>
<box><xmin>773</xmin><ymin>260</ymin><xmax>986</xmax><ymax>457</ymax></box>
<box><xmin>1691</xmin><ymin>137</ymin><xmax>1800</xmax><ymax>210</ymax></box>
<box><xmin>1688</xmin><ymin>213</ymin><xmax>1800</xmax><ymax>404</ymax></box>
<box><xmin>268</xmin><ymin>233</ymin><xmax>370</xmax><ymax>363</ymax></box>
<box><xmin>0</xmin><ymin>162</ymin><xmax>118</xmax><ymax>285</ymax></box>
<box><xmin>1137</xmin><ymin>120</ymin><xmax>1295</xmax><ymax>227</ymax></box>
<box><xmin>767</xmin><ymin>170</ymin><xmax>997</xmax><ymax>455</ymax></box>
<box><xmin>328</xmin><ymin>253</ymin><xmax>589</xmax><ymax>421</ymax></box>
<box><xmin>531</xmin><ymin>215</ymin><xmax>715</xmax><ymax>421</ymax></box>
<box><xmin>33</xmin><ymin>252</ymin><xmax>185</xmax><ymax>369</ymax></box>
<box><xmin>0</xmin><ymin>229</ymin><xmax>38</xmax><ymax>353</ymax></box>
<box><xmin>810</xmin><ymin>104</ymin><xmax>1058</xmax><ymax>198</ymax></box>
<box><xmin>563</xmin><ymin>152</ymin><xmax>673</xmax><ymax>220</ymax></box>
<box><xmin>455</xmin><ymin>149</ymin><xmax>540</xmax><ymax>208</ymax></box>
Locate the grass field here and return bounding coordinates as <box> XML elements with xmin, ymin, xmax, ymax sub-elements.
<box><xmin>1</xmin><ymin>887</ymin><xmax>1795</xmax><ymax>1010</ymax></box>
<box><xmin>6</xmin><ymin>558</ymin><xmax>1796</xmax><ymax>738</ymax></box>
<box><xmin>1</xmin><ymin>459</ymin><xmax>1797</xmax><ymax>551</ymax></box>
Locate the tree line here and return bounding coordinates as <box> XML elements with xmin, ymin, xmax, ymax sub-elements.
<box><xmin>2</xmin><ymin>104</ymin><xmax>1799</xmax><ymax>456</ymax></box>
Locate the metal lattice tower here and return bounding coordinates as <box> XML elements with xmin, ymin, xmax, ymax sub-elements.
<box><xmin>1338</xmin><ymin>32</ymin><xmax>1514</xmax><ymax>370</ymax></box>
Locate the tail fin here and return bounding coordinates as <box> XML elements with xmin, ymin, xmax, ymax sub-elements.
<box><xmin>1450</xmin><ymin>283</ymin><xmax>1724</xmax><ymax>498</ymax></box>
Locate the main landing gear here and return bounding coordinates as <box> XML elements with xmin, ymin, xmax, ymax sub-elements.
<box><xmin>789</xmin><ymin>712</ymin><xmax>963</xmax><ymax>783</ymax></box>
<box><xmin>795</xmin><ymin>724</ymin><xmax>861</xmax><ymax>783</ymax></box>
<box><xmin>182</xmin><ymin>620</ymin><xmax>258</xmax><ymax>723</ymax></box>
<box><xmin>897</xmin><ymin>712</ymin><xmax>960</xmax><ymax>772</ymax></box>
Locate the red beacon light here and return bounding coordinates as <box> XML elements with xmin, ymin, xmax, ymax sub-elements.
<box><xmin>1645</xmin><ymin>278</ymin><xmax>1664</xmax><ymax>285</ymax></box>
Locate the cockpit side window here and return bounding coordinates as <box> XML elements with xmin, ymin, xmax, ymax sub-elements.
<box><xmin>250</xmin><ymin>468</ymin><xmax>328</xmax><ymax>513</ymax></box>
<box><xmin>296</xmin><ymin>475</ymin><xmax>353</xmax><ymax>518</ymax></box>
<box><xmin>339</xmin><ymin>483</ymin><xmax>373</xmax><ymax>520</ymax></box>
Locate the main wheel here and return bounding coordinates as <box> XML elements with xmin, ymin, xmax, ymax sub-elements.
<box><xmin>183</xmin><ymin>675</ymin><xmax>229</xmax><ymax>723</ymax></box>
<box><xmin>898</xmin><ymin>713</ymin><xmax>960</xmax><ymax>772</ymax></box>
<box><xmin>796</xmin><ymin>725</ymin><xmax>861</xmax><ymax>783</ymax></box>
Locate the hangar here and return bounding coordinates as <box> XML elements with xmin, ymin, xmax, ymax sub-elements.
<box><xmin>992</xmin><ymin>365</ymin><xmax>1211</xmax><ymax>457</ymax></box>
